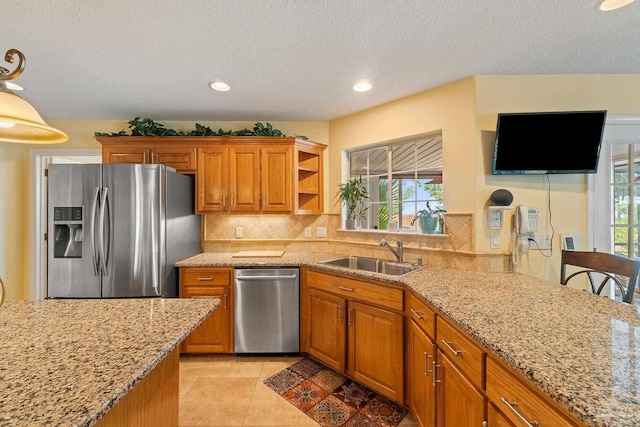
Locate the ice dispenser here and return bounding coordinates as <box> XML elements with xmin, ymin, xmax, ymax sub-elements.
<box><xmin>53</xmin><ymin>207</ymin><xmax>84</xmax><ymax>258</ymax></box>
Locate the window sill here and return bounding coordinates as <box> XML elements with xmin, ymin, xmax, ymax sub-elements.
<box><xmin>336</xmin><ymin>228</ymin><xmax>448</xmax><ymax>237</ymax></box>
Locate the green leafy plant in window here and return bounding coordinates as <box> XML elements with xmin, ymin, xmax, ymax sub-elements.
<box><xmin>338</xmin><ymin>176</ymin><xmax>369</xmax><ymax>229</ymax></box>
<box><xmin>411</xmin><ymin>201</ymin><xmax>446</xmax><ymax>234</ymax></box>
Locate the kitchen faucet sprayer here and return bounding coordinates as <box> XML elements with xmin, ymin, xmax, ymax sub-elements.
<box><xmin>380</xmin><ymin>238</ymin><xmax>403</xmax><ymax>263</ymax></box>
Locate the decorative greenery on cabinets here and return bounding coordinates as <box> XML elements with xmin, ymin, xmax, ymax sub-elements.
<box><xmin>95</xmin><ymin>117</ymin><xmax>307</xmax><ymax>139</ymax></box>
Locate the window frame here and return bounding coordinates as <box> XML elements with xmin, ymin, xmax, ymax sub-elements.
<box><xmin>345</xmin><ymin>132</ymin><xmax>443</xmax><ymax>232</ymax></box>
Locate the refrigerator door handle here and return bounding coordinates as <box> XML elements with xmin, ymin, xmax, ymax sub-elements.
<box><xmin>99</xmin><ymin>187</ymin><xmax>111</xmax><ymax>275</ymax></box>
<box><xmin>91</xmin><ymin>187</ymin><xmax>100</xmax><ymax>276</ymax></box>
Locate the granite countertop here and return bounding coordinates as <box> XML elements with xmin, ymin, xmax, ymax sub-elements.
<box><xmin>177</xmin><ymin>251</ymin><xmax>640</xmax><ymax>427</ymax></box>
<box><xmin>0</xmin><ymin>298</ymin><xmax>218</xmax><ymax>427</ymax></box>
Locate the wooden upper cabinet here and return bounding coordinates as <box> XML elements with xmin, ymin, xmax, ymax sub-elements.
<box><xmin>295</xmin><ymin>143</ymin><xmax>324</xmax><ymax>214</ymax></box>
<box><xmin>197</xmin><ymin>146</ymin><xmax>229</xmax><ymax>212</ymax></box>
<box><xmin>261</xmin><ymin>145</ymin><xmax>293</xmax><ymax>213</ymax></box>
<box><xmin>150</xmin><ymin>146</ymin><xmax>196</xmax><ymax>173</ymax></box>
<box><xmin>98</xmin><ymin>137</ymin><xmax>197</xmax><ymax>173</ymax></box>
<box><xmin>229</xmin><ymin>146</ymin><xmax>261</xmax><ymax>212</ymax></box>
<box><xmin>98</xmin><ymin>136</ymin><xmax>326</xmax><ymax>215</ymax></box>
<box><xmin>102</xmin><ymin>145</ymin><xmax>149</xmax><ymax>164</ymax></box>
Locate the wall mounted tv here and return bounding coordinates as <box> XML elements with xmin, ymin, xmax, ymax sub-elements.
<box><xmin>492</xmin><ymin>110</ymin><xmax>607</xmax><ymax>175</ymax></box>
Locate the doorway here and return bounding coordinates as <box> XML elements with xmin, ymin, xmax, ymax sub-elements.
<box><xmin>30</xmin><ymin>149</ymin><xmax>101</xmax><ymax>300</ymax></box>
<box><xmin>588</xmin><ymin>117</ymin><xmax>640</xmax><ymax>301</ymax></box>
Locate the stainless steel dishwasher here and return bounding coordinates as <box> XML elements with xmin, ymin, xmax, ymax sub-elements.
<box><xmin>234</xmin><ymin>268</ymin><xmax>300</xmax><ymax>354</ymax></box>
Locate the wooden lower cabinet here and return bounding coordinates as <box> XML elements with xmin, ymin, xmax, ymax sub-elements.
<box><xmin>348</xmin><ymin>301</ymin><xmax>404</xmax><ymax>402</ymax></box>
<box><xmin>487</xmin><ymin>402</ymin><xmax>516</xmax><ymax>427</ymax></box>
<box><xmin>436</xmin><ymin>349</ymin><xmax>486</xmax><ymax>427</ymax></box>
<box><xmin>307</xmin><ymin>288</ymin><xmax>347</xmax><ymax>371</ymax></box>
<box><xmin>179</xmin><ymin>267</ymin><xmax>233</xmax><ymax>354</ymax></box>
<box><xmin>407</xmin><ymin>320</ymin><xmax>437</xmax><ymax>427</ymax></box>
<box><xmin>303</xmin><ymin>269</ymin><xmax>404</xmax><ymax>403</ymax></box>
<box><xmin>96</xmin><ymin>347</ymin><xmax>180</xmax><ymax>427</ymax></box>
<box><xmin>486</xmin><ymin>356</ymin><xmax>582</xmax><ymax>427</ymax></box>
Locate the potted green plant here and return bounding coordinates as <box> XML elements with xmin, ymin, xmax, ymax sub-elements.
<box><xmin>411</xmin><ymin>201</ymin><xmax>446</xmax><ymax>234</ymax></box>
<box><xmin>338</xmin><ymin>176</ymin><xmax>369</xmax><ymax>229</ymax></box>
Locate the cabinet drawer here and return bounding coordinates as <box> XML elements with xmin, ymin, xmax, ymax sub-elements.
<box><xmin>486</xmin><ymin>357</ymin><xmax>580</xmax><ymax>427</ymax></box>
<box><xmin>436</xmin><ymin>316</ymin><xmax>485</xmax><ymax>388</ymax></box>
<box><xmin>408</xmin><ymin>292</ymin><xmax>437</xmax><ymax>340</ymax></box>
<box><xmin>181</xmin><ymin>268</ymin><xmax>231</xmax><ymax>286</ymax></box>
<box><xmin>307</xmin><ymin>269</ymin><xmax>403</xmax><ymax>311</ymax></box>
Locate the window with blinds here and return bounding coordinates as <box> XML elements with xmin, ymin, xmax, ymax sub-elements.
<box><xmin>347</xmin><ymin>133</ymin><xmax>443</xmax><ymax>231</ymax></box>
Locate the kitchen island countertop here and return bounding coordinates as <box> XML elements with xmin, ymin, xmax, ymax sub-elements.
<box><xmin>177</xmin><ymin>251</ymin><xmax>640</xmax><ymax>427</ymax></box>
<box><xmin>0</xmin><ymin>297</ymin><xmax>218</xmax><ymax>427</ymax></box>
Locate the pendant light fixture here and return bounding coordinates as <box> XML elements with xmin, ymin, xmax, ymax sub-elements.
<box><xmin>0</xmin><ymin>48</ymin><xmax>68</xmax><ymax>144</ymax></box>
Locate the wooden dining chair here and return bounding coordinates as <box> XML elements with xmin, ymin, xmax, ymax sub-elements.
<box><xmin>560</xmin><ymin>250</ymin><xmax>640</xmax><ymax>304</ymax></box>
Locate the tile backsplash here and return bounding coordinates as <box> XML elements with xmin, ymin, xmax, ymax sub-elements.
<box><xmin>201</xmin><ymin>213</ymin><xmax>509</xmax><ymax>272</ymax></box>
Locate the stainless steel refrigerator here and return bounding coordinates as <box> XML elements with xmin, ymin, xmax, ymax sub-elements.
<box><xmin>47</xmin><ymin>163</ymin><xmax>201</xmax><ymax>298</ymax></box>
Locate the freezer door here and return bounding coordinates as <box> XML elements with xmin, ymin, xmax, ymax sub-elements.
<box><xmin>101</xmin><ymin>164</ymin><xmax>165</xmax><ymax>297</ymax></box>
<box><xmin>164</xmin><ymin>172</ymin><xmax>201</xmax><ymax>297</ymax></box>
<box><xmin>47</xmin><ymin>164</ymin><xmax>102</xmax><ymax>298</ymax></box>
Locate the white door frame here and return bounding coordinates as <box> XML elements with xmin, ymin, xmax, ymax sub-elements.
<box><xmin>29</xmin><ymin>148</ymin><xmax>101</xmax><ymax>300</ymax></box>
<box><xmin>588</xmin><ymin>116</ymin><xmax>640</xmax><ymax>253</ymax></box>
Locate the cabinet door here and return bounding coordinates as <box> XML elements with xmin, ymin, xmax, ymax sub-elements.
<box><xmin>487</xmin><ymin>403</ymin><xmax>516</xmax><ymax>427</ymax></box>
<box><xmin>197</xmin><ymin>147</ymin><xmax>228</xmax><ymax>212</ymax></box>
<box><xmin>307</xmin><ymin>289</ymin><xmax>347</xmax><ymax>372</ymax></box>
<box><xmin>151</xmin><ymin>146</ymin><xmax>197</xmax><ymax>173</ymax></box>
<box><xmin>408</xmin><ymin>320</ymin><xmax>437</xmax><ymax>427</ymax></box>
<box><xmin>103</xmin><ymin>146</ymin><xmax>149</xmax><ymax>164</ymax></box>
<box><xmin>348</xmin><ymin>301</ymin><xmax>404</xmax><ymax>403</ymax></box>
<box><xmin>180</xmin><ymin>286</ymin><xmax>232</xmax><ymax>353</ymax></box>
<box><xmin>437</xmin><ymin>350</ymin><xmax>485</xmax><ymax>427</ymax></box>
<box><xmin>229</xmin><ymin>146</ymin><xmax>261</xmax><ymax>212</ymax></box>
<box><xmin>261</xmin><ymin>145</ymin><xmax>292</xmax><ymax>212</ymax></box>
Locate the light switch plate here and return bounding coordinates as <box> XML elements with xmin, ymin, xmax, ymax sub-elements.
<box><xmin>304</xmin><ymin>227</ymin><xmax>312</xmax><ymax>237</ymax></box>
<box><xmin>235</xmin><ymin>227</ymin><xmax>243</xmax><ymax>238</ymax></box>
<box><xmin>316</xmin><ymin>227</ymin><xmax>327</xmax><ymax>238</ymax></box>
<box><xmin>490</xmin><ymin>233</ymin><xmax>500</xmax><ymax>249</ymax></box>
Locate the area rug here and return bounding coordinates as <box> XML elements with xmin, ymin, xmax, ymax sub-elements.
<box><xmin>264</xmin><ymin>357</ymin><xmax>408</xmax><ymax>427</ymax></box>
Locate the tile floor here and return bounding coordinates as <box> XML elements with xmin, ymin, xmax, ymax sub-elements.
<box><xmin>178</xmin><ymin>355</ymin><xmax>417</xmax><ymax>427</ymax></box>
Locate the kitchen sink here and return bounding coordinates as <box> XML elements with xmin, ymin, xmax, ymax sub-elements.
<box><xmin>318</xmin><ymin>256</ymin><xmax>421</xmax><ymax>276</ymax></box>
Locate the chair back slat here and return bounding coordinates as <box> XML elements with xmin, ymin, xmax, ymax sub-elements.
<box><xmin>560</xmin><ymin>250</ymin><xmax>640</xmax><ymax>304</ymax></box>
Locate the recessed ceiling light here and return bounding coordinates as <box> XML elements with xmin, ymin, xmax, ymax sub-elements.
<box><xmin>599</xmin><ymin>0</ymin><xmax>635</xmax><ymax>11</ymax></box>
<box><xmin>0</xmin><ymin>121</ymin><xmax>16</xmax><ymax>128</ymax></box>
<box><xmin>208</xmin><ymin>81</ymin><xmax>230</xmax><ymax>92</ymax></box>
<box><xmin>353</xmin><ymin>82</ymin><xmax>372</xmax><ymax>92</ymax></box>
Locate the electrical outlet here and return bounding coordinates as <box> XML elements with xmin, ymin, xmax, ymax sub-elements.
<box><xmin>304</xmin><ymin>227</ymin><xmax>312</xmax><ymax>237</ymax></box>
<box><xmin>531</xmin><ymin>234</ymin><xmax>551</xmax><ymax>250</ymax></box>
<box><xmin>235</xmin><ymin>226</ymin><xmax>243</xmax><ymax>238</ymax></box>
<box><xmin>316</xmin><ymin>227</ymin><xmax>327</xmax><ymax>238</ymax></box>
<box><xmin>490</xmin><ymin>233</ymin><xmax>500</xmax><ymax>249</ymax></box>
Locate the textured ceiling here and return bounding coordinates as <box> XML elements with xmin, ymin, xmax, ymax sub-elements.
<box><xmin>2</xmin><ymin>0</ymin><xmax>639</xmax><ymax>122</ymax></box>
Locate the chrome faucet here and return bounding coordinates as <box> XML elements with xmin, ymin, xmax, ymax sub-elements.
<box><xmin>380</xmin><ymin>238</ymin><xmax>403</xmax><ymax>263</ymax></box>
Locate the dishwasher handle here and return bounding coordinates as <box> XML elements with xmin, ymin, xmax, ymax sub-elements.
<box><xmin>235</xmin><ymin>274</ymin><xmax>298</xmax><ymax>281</ymax></box>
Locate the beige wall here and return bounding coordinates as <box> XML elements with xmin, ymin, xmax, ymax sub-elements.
<box><xmin>326</xmin><ymin>74</ymin><xmax>640</xmax><ymax>283</ymax></box>
<box><xmin>474</xmin><ymin>74</ymin><xmax>640</xmax><ymax>280</ymax></box>
<box><xmin>328</xmin><ymin>77</ymin><xmax>477</xmax><ymax>214</ymax></box>
<box><xmin>0</xmin><ymin>119</ymin><xmax>328</xmax><ymax>300</ymax></box>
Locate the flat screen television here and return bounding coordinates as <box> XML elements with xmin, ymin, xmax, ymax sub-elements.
<box><xmin>492</xmin><ymin>110</ymin><xmax>607</xmax><ymax>175</ymax></box>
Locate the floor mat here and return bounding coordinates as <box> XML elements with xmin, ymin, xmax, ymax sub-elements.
<box><xmin>264</xmin><ymin>357</ymin><xmax>408</xmax><ymax>427</ymax></box>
